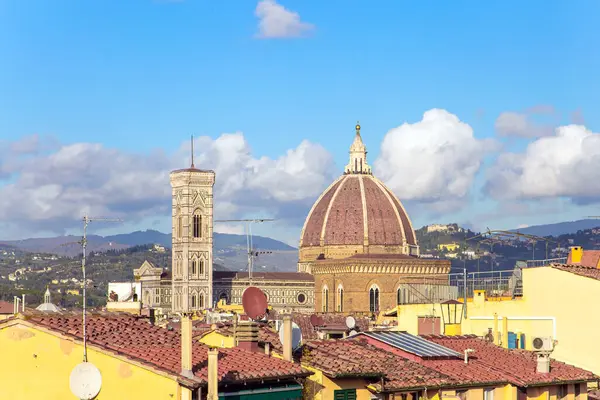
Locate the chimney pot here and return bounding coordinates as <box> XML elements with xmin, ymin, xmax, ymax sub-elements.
<box><xmin>536</xmin><ymin>353</ymin><xmax>550</xmax><ymax>374</ymax></box>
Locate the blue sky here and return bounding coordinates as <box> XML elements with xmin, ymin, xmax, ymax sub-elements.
<box><xmin>1</xmin><ymin>0</ymin><xmax>600</xmax><ymax>244</ymax></box>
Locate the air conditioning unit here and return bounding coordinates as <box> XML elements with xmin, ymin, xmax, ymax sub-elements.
<box><xmin>532</xmin><ymin>336</ymin><xmax>554</xmax><ymax>351</ymax></box>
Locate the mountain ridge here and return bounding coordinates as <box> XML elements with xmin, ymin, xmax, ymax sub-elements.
<box><xmin>0</xmin><ymin>229</ymin><xmax>296</xmax><ymax>257</ymax></box>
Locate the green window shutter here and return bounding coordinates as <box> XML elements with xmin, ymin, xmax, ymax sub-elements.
<box><xmin>334</xmin><ymin>391</ymin><xmax>346</xmax><ymax>400</ymax></box>
<box><xmin>346</xmin><ymin>390</ymin><xmax>357</xmax><ymax>400</ymax></box>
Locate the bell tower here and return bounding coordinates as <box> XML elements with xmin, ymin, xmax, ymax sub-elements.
<box><xmin>170</xmin><ymin>136</ymin><xmax>216</xmax><ymax>313</ymax></box>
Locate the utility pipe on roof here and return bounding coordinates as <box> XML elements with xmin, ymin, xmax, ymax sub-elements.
<box><xmin>469</xmin><ymin>316</ymin><xmax>557</xmax><ymax>340</ymax></box>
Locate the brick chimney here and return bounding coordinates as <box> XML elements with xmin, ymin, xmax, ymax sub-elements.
<box><xmin>235</xmin><ymin>321</ymin><xmax>260</xmax><ymax>353</ymax></box>
<box><xmin>180</xmin><ymin>313</ymin><xmax>194</xmax><ymax>378</ymax></box>
<box><xmin>282</xmin><ymin>314</ymin><xmax>293</xmax><ymax>362</ymax></box>
<box><xmin>207</xmin><ymin>347</ymin><xmax>219</xmax><ymax>400</ymax></box>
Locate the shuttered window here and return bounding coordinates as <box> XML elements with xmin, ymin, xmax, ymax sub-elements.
<box><xmin>334</xmin><ymin>389</ymin><xmax>357</xmax><ymax>400</ymax></box>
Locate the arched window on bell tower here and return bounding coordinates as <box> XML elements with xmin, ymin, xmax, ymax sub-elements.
<box><xmin>337</xmin><ymin>284</ymin><xmax>344</xmax><ymax>312</ymax></box>
<box><xmin>176</xmin><ymin>207</ymin><xmax>182</xmax><ymax>239</ymax></box>
<box><xmin>322</xmin><ymin>285</ymin><xmax>329</xmax><ymax>312</ymax></box>
<box><xmin>193</xmin><ymin>210</ymin><xmax>202</xmax><ymax>238</ymax></box>
<box><xmin>191</xmin><ymin>259</ymin><xmax>197</xmax><ymax>276</ymax></box>
<box><xmin>369</xmin><ymin>285</ymin><xmax>380</xmax><ymax>312</ymax></box>
<box><xmin>199</xmin><ymin>259</ymin><xmax>205</xmax><ymax>275</ymax></box>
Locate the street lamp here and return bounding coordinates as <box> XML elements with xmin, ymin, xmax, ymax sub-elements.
<box><xmin>440</xmin><ymin>299</ymin><xmax>464</xmax><ymax>336</ymax></box>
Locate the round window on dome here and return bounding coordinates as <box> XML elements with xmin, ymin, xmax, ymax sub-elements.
<box><xmin>297</xmin><ymin>293</ymin><xmax>306</xmax><ymax>304</ymax></box>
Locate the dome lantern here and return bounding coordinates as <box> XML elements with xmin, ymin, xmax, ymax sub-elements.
<box><xmin>344</xmin><ymin>121</ymin><xmax>372</xmax><ymax>175</ymax></box>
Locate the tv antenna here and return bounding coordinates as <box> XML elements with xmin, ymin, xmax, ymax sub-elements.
<box><xmin>214</xmin><ymin>218</ymin><xmax>275</xmax><ymax>283</ymax></box>
<box><xmin>78</xmin><ymin>215</ymin><xmax>122</xmax><ymax>362</ymax></box>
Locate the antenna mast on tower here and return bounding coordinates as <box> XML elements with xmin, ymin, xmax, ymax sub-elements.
<box><xmin>214</xmin><ymin>218</ymin><xmax>275</xmax><ymax>283</ymax></box>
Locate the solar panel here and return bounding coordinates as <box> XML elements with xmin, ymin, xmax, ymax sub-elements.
<box><xmin>364</xmin><ymin>331</ymin><xmax>462</xmax><ymax>358</ymax></box>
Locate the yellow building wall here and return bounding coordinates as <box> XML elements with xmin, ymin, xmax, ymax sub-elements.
<box><xmin>0</xmin><ymin>314</ymin><xmax>12</xmax><ymax>321</ymax></box>
<box><xmin>393</xmin><ymin>266</ymin><xmax>600</xmax><ymax>375</ymax></box>
<box><xmin>0</xmin><ymin>321</ymin><xmax>181</xmax><ymax>400</ymax></box>
<box><xmin>198</xmin><ymin>331</ymin><xmax>235</xmax><ymax>348</ymax></box>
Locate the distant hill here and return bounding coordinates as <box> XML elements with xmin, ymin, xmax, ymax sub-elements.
<box><xmin>510</xmin><ymin>219</ymin><xmax>600</xmax><ymax>237</ymax></box>
<box><xmin>0</xmin><ymin>230</ymin><xmax>298</xmax><ymax>271</ymax></box>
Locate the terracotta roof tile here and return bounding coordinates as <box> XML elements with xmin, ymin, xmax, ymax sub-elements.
<box><xmin>421</xmin><ymin>335</ymin><xmax>598</xmax><ymax>386</ymax></box>
<box><xmin>298</xmin><ymin>340</ymin><xmax>455</xmax><ymax>390</ymax></box>
<box><xmin>567</xmin><ymin>250</ymin><xmax>600</xmax><ymax>268</ymax></box>
<box><xmin>0</xmin><ymin>300</ymin><xmax>13</xmax><ymax>314</ymax></box>
<box><xmin>14</xmin><ymin>312</ymin><xmax>308</xmax><ymax>385</ymax></box>
<box><xmin>550</xmin><ymin>263</ymin><xmax>600</xmax><ymax>281</ymax></box>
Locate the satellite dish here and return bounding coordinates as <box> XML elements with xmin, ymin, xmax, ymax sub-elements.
<box><xmin>70</xmin><ymin>362</ymin><xmax>102</xmax><ymax>400</ymax></box>
<box><xmin>345</xmin><ymin>316</ymin><xmax>356</xmax><ymax>329</ymax></box>
<box><xmin>279</xmin><ymin>321</ymin><xmax>302</xmax><ymax>350</ymax></box>
<box><xmin>349</xmin><ymin>329</ymin><xmax>358</xmax><ymax>336</ymax></box>
<box><xmin>241</xmin><ymin>286</ymin><xmax>268</xmax><ymax>320</ymax></box>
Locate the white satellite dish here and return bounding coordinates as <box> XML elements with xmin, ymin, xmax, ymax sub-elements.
<box><xmin>345</xmin><ymin>316</ymin><xmax>356</xmax><ymax>330</ymax></box>
<box><xmin>70</xmin><ymin>362</ymin><xmax>102</xmax><ymax>400</ymax></box>
<box><xmin>349</xmin><ymin>329</ymin><xmax>358</xmax><ymax>336</ymax></box>
<box><xmin>279</xmin><ymin>321</ymin><xmax>302</xmax><ymax>350</ymax></box>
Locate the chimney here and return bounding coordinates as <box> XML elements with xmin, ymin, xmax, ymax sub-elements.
<box><xmin>22</xmin><ymin>294</ymin><xmax>26</xmax><ymax>311</ymax></box>
<box><xmin>464</xmin><ymin>349</ymin><xmax>475</xmax><ymax>363</ymax></box>
<box><xmin>149</xmin><ymin>308</ymin><xmax>155</xmax><ymax>326</ymax></box>
<box><xmin>207</xmin><ymin>348</ymin><xmax>219</xmax><ymax>400</ymax></box>
<box><xmin>283</xmin><ymin>314</ymin><xmax>293</xmax><ymax>362</ymax></box>
<box><xmin>235</xmin><ymin>321</ymin><xmax>260</xmax><ymax>353</ymax></box>
<box><xmin>536</xmin><ymin>353</ymin><xmax>550</xmax><ymax>373</ymax></box>
<box><xmin>569</xmin><ymin>246</ymin><xmax>583</xmax><ymax>264</ymax></box>
<box><xmin>180</xmin><ymin>313</ymin><xmax>194</xmax><ymax>378</ymax></box>
<box><xmin>264</xmin><ymin>341</ymin><xmax>271</xmax><ymax>355</ymax></box>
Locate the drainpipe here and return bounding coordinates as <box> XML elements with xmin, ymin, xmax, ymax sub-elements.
<box><xmin>493</xmin><ymin>313</ymin><xmax>499</xmax><ymax>345</ymax></box>
<box><xmin>22</xmin><ymin>294</ymin><xmax>25</xmax><ymax>311</ymax></box>
<box><xmin>470</xmin><ymin>316</ymin><xmax>557</xmax><ymax>341</ymax></box>
<box><xmin>502</xmin><ymin>317</ymin><xmax>509</xmax><ymax>348</ymax></box>
<box><xmin>207</xmin><ymin>347</ymin><xmax>219</xmax><ymax>400</ymax></box>
<box><xmin>264</xmin><ymin>341</ymin><xmax>271</xmax><ymax>356</ymax></box>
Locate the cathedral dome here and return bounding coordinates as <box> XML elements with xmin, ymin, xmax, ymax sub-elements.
<box><xmin>298</xmin><ymin>124</ymin><xmax>418</xmax><ymax>263</ymax></box>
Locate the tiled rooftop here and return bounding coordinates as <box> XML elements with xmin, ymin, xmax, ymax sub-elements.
<box><xmin>567</xmin><ymin>250</ymin><xmax>600</xmax><ymax>268</ymax></box>
<box><xmin>298</xmin><ymin>340</ymin><xmax>455</xmax><ymax>391</ymax></box>
<box><xmin>422</xmin><ymin>335</ymin><xmax>598</xmax><ymax>386</ymax></box>
<box><xmin>8</xmin><ymin>312</ymin><xmax>308</xmax><ymax>385</ymax></box>
<box><xmin>550</xmin><ymin>263</ymin><xmax>600</xmax><ymax>281</ymax></box>
<box><xmin>0</xmin><ymin>300</ymin><xmax>13</xmax><ymax>314</ymax></box>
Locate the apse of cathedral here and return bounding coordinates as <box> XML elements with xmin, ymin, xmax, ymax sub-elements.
<box><xmin>124</xmin><ymin>125</ymin><xmax>451</xmax><ymax>316</ymax></box>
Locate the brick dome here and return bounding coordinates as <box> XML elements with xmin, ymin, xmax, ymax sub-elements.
<box><xmin>298</xmin><ymin>124</ymin><xmax>419</xmax><ymax>263</ymax></box>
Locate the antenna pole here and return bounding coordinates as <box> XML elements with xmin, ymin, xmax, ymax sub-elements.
<box><xmin>191</xmin><ymin>135</ymin><xmax>195</xmax><ymax>168</ymax></box>
<box><xmin>79</xmin><ymin>214</ymin><xmax>122</xmax><ymax>363</ymax></box>
<box><xmin>82</xmin><ymin>215</ymin><xmax>89</xmax><ymax>362</ymax></box>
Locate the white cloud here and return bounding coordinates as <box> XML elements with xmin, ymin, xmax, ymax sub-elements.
<box><xmin>374</xmin><ymin>109</ymin><xmax>497</xmax><ymax>208</ymax></box>
<box><xmin>255</xmin><ymin>0</ymin><xmax>314</xmax><ymax>39</ymax></box>
<box><xmin>0</xmin><ymin>133</ymin><xmax>335</xmax><ymax>237</ymax></box>
<box><xmin>494</xmin><ymin>106</ymin><xmax>556</xmax><ymax>138</ymax></box>
<box><xmin>485</xmin><ymin>124</ymin><xmax>600</xmax><ymax>202</ymax></box>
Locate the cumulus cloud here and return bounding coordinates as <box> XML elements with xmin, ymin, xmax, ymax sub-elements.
<box><xmin>485</xmin><ymin>124</ymin><xmax>600</xmax><ymax>203</ymax></box>
<box><xmin>494</xmin><ymin>106</ymin><xmax>556</xmax><ymax>138</ymax></box>
<box><xmin>0</xmin><ymin>133</ymin><xmax>335</xmax><ymax>237</ymax></box>
<box><xmin>374</xmin><ymin>109</ymin><xmax>497</xmax><ymax>208</ymax></box>
<box><xmin>255</xmin><ymin>0</ymin><xmax>314</xmax><ymax>39</ymax></box>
